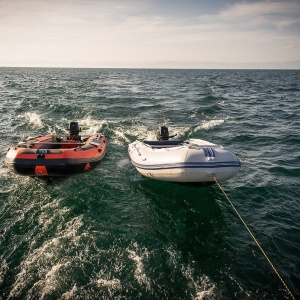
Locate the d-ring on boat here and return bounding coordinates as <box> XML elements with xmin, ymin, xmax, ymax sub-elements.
<box><xmin>128</xmin><ymin>126</ymin><xmax>240</xmax><ymax>186</ymax></box>
<box><xmin>5</xmin><ymin>122</ymin><xmax>107</xmax><ymax>182</ymax></box>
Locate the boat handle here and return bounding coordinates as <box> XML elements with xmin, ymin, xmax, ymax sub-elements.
<box><xmin>133</xmin><ymin>144</ymin><xmax>141</xmax><ymax>156</ymax></box>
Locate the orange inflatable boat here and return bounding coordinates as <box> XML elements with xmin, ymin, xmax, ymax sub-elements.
<box><xmin>5</xmin><ymin>122</ymin><xmax>107</xmax><ymax>181</ymax></box>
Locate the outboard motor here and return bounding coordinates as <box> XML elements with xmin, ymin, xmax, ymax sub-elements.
<box><xmin>68</xmin><ymin>122</ymin><xmax>81</xmax><ymax>141</ymax></box>
<box><xmin>157</xmin><ymin>126</ymin><xmax>177</xmax><ymax>140</ymax></box>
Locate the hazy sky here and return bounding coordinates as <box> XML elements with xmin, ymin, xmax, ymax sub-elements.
<box><xmin>0</xmin><ymin>0</ymin><xmax>300</xmax><ymax>68</ymax></box>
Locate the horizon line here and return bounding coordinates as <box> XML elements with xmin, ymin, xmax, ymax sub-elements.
<box><xmin>1</xmin><ymin>66</ymin><xmax>300</xmax><ymax>70</ymax></box>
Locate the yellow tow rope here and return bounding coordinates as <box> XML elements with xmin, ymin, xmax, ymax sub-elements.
<box><xmin>213</xmin><ymin>177</ymin><xmax>296</xmax><ymax>300</ymax></box>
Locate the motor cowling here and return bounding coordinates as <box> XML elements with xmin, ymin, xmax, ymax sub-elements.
<box><xmin>157</xmin><ymin>126</ymin><xmax>176</xmax><ymax>140</ymax></box>
<box><xmin>68</xmin><ymin>122</ymin><xmax>81</xmax><ymax>141</ymax></box>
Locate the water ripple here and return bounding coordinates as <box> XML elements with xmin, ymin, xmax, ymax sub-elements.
<box><xmin>0</xmin><ymin>68</ymin><xmax>299</xmax><ymax>299</ymax></box>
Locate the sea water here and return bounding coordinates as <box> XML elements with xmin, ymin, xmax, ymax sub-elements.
<box><xmin>0</xmin><ymin>68</ymin><xmax>299</xmax><ymax>299</ymax></box>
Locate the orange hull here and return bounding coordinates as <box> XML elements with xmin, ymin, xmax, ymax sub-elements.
<box><xmin>6</xmin><ymin>134</ymin><xmax>107</xmax><ymax>178</ymax></box>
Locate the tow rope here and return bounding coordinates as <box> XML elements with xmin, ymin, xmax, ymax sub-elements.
<box><xmin>213</xmin><ymin>176</ymin><xmax>295</xmax><ymax>300</ymax></box>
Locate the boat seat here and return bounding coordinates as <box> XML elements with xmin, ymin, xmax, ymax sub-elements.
<box><xmin>37</xmin><ymin>142</ymin><xmax>61</xmax><ymax>150</ymax></box>
<box><xmin>144</xmin><ymin>140</ymin><xmax>184</xmax><ymax>147</ymax></box>
<box><xmin>47</xmin><ymin>149</ymin><xmax>62</xmax><ymax>154</ymax></box>
<box><xmin>20</xmin><ymin>149</ymin><xmax>36</xmax><ymax>154</ymax></box>
<box><xmin>20</xmin><ymin>149</ymin><xmax>63</xmax><ymax>154</ymax></box>
<box><xmin>80</xmin><ymin>145</ymin><xmax>95</xmax><ymax>151</ymax></box>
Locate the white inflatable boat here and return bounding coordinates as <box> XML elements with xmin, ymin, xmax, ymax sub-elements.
<box><xmin>128</xmin><ymin>126</ymin><xmax>241</xmax><ymax>186</ymax></box>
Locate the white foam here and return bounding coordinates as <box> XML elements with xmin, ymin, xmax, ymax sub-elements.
<box><xmin>96</xmin><ymin>278</ymin><xmax>121</xmax><ymax>289</ymax></box>
<box><xmin>0</xmin><ymin>259</ymin><xmax>8</xmax><ymax>285</ymax></box>
<box><xmin>190</xmin><ymin>110</ymin><xmax>198</xmax><ymax>119</ymax></box>
<box><xmin>25</xmin><ymin>262</ymin><xmax>68</xmax><ymax>299</ymax></box>
<box><xmin>8</xmin><ymin>215</ymin><xmax>84</xmax><ymax>299</ymax></box>
<box><xmin>74</xmin><ymin>120</ymin><xmax>190</xmax><ymax>146</ymax></box>
<box><xmin>114</xmin><ymin>128</ymin><xmax>131</xmax><ymax>144</ymax></box>
<box><xmin>194</xmin><ymin>276</ymin><xmax>216</xmax><ymax>300</ymax></box>
<box><xmin>45</xmin><ymin>263</ymin><xmax>63</xmax><ymax>280</ymax></box>
<box><xmin>0</xmin><ymin>164</ymin><xmax>12</xmax><ymax>181</ymax></box>
<box><xmin>117</xmin><ymin>158</ymin><xmax>131</xmax><ymax>169</ymax></box>
<box><xmin>167</xmin><ymin>125</ymin><xmax>188</xmax><ymax>139</ymax></box>
<box><xmin>107</xmin><ymin>124</ymin><xmax>147</xmax><ymax>146</ymax></box>
<box><xmin>182</xmin><ymin>265</ymin><xmax>216</xmax><ymax>299</ymax></box>
<box><xmin>48</xmin><ymin>117</ymin><xmax>109</xmax><ymax>136</ymax></box>
<box><xmin>166</xmin><ymin>247</ymin><xmax>181</xmax><ymax>266</ymax></box>
<box><xmin>124</xmin><ymin>124</ymin><xmax>147</xmax><ymax>140</ymax></box>
<box><xmin>24</xmin><ymin>112</ymin><xmax>43</xmax><ymax>128</ymax></box>
<box><xmin>145</xmin><ymin>132</ymin><xmax>157</xmax><ymax>140</ymax></box>
<box><xmin>80</xmin><ymin>117</ymin><xmax>108</xmax><ymax>134</ymax></box>
<box><xmin>61</xmin><ymin>284</ymin><xmax>78</xmax><ymax>299</ymax></box>
<box><xmin>37</xmin><ymin>204</ymin><xmax>70</xmax><ymax>238</ymax></box>
<box><xmin>194</xmin><ymin>118</ymin><xmax>227</xmax><ymax>131</ymax></box>
<box><xmin>127</xmin><ymin>243</ymin><xmax>151</xmax><ymax>289</ymax></box>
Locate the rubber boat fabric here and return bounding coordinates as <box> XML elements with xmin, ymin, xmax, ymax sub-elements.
<box><xmin>6</xmin><ymin>123</ymin><xmax>240</xmax><ymax>187</ymax></box>
<box><xmin>128</xmin><ymin>126</ymin><xmax>241</xmax><ymax>186</ymax></box>
<box><xmin>5</xmin><ymin>122</ymin><xmax>107</xmax><ymax>181</ymax></box>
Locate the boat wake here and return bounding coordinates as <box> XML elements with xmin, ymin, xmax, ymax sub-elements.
<box><xmin>24</xmin><ymin>112</ymin><xmax>43</xmax><ymax>128</ymax></box>
<box><xmin>194</xmin><ymin>118</ymin><xmax>228</xmax><ymax>131</ymax></box>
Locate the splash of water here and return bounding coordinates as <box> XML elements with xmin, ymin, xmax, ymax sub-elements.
<box><xmin>194</xmin><ymin>118</ymin><xmax>227</xmax><ymax>131</ymax></box>
<box><xmin>24</xmin><ymin>112</ymin><xmax>43</xmax><ymax>128</ymax></box>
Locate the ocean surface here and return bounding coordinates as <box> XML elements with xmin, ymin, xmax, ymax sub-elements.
<box><xmin>0</xmin><ymin>68</ymin><xmax>299</xmax><ymax>299</ymax></box>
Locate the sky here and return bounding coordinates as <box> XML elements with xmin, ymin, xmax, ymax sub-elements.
<box><xmin>0</xmin><ymin>0</ymin><xmax>300</xmax><ymax>69</ymax></box>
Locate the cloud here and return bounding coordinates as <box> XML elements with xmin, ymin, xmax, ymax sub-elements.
<box><xmin>220</xmin><ymin>1</ymin><xmax>300</xmax><ymax>18</ymax></box>
<box><xmin>195</xmin><ymin>1</ymin><xmax>300</xmax><ymax>29</ymax></box>
<box><xmin>0</xmin><ymin>0</ymin><xmax>299</xmax><ymax>67</ymax></box>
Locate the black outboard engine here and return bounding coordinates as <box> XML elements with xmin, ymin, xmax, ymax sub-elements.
<box><xmin>157</xmin><ymin>126</ymin><xmax>177</xmax><ymax>140</ymax></box>
<box><xmin>68</xmin><ymin>122</ymin><xmax>81</xmax><ymax>141</ymax></box>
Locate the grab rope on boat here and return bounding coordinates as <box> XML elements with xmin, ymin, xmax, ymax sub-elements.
<box><xmin>212</xmin><ymin>176</ymin><xmax>296</xmax><ymax>300</ymax></box>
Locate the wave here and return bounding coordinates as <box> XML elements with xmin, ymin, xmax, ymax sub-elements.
<box><xmin>127</xmin><ymin>242</ymin><xmax>151</xmax><ymax>289</ymax></box>
<box><xmin>181</xmin><ymin>265</ymin><xmax>216</xmax><ymax>299</ymax></box>
<box><xmin>194</xmin><ymin>118</ymin><xmax>227</xmax><ymax>131</ymax></box>
<box><xmin>78</xmin><ymin>117</ymin><xmax>109</xmax><ymax>135</ymax></box>
<box><xmin>7</xmin><ymin>212</ymin><xmax>83</xmax><ymax>299</ymax></box>
<box><xmin>1</xmin><ymin>68</ymin><xmax>299</xmax><ymax>299</ymax></box>
<box><xmin>269</xmin><ymin>166</ymin><xmax>300</xmax><ymax>178</ymax></box>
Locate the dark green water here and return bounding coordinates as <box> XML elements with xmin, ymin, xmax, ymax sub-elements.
<box><xmin>0</xmin><ymin>68</ymin><xmax>299</xmax><ymax>299</ymax></box>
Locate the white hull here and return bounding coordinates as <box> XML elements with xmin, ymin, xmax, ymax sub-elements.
<box><xmin>128</xmin><ymin>138</ymin><xmax>240</xmax><ymax>184</ymax></box>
